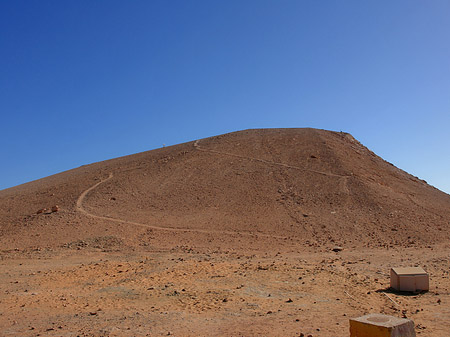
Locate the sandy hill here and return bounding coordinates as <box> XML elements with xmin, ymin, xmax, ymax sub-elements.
<box><xmin>1</xmin><ymin>128</ymin><xmax>449</xmax><ymax>251</ymax></box>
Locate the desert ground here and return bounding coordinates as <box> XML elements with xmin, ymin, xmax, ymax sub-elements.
<box><xmin>1</xmin><ymin>129</ymin><xmax>449</xmax><ymax>336</ymax></box>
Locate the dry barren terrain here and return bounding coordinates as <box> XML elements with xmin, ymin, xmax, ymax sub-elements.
<box><xmin>1</xmin><ymin>128</ymin><xmax>449</xmax><ymax>336</ymax></box>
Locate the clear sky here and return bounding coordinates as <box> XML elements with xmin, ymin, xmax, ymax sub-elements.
<box><xmin>1</xmin><ymin>1</ymin><xmax>449</xmax><ymax>194</ymax></box>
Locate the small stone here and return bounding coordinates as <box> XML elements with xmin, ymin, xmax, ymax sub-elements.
<box><xmin>332</xmin><ymin>246</ymin><xmax>343</xmax><ymax>252</ymax></box>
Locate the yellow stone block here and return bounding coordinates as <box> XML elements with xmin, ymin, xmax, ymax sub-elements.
<box><xmin>350</xmin><ymin>313</ymin><xmax>416</xmax><ymax>337</ymax></box>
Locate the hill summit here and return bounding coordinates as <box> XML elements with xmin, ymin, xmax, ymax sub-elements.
<box><xmin>1</xmin><ymin>128</ymin><xmax>449</xmax><ymax>251</ymax></box>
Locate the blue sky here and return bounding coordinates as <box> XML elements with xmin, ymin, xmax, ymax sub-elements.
<box><xmin>1</xmin><ymin>1</ymin><xmax>449</xmax><ymax>193</ymax></box>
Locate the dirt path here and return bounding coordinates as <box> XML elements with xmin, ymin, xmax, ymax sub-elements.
<box><xmin>193</xmin><ymin>139</ymin><xmax>350</xmax><ymax>179</ymax></box>
<box><xmin>75</xmin><ymin>171</ymin><xmax>290</xmax><ymax>240</ymax></box>
<box><xmin>75</xmin><ymin>138</ymin><xmax>355</xmax><ymax>240</ymax></box>
<box><xmin>194</xmin><ymin>138</ymin><xmax>351</xmax><ymax>199</ymax></box>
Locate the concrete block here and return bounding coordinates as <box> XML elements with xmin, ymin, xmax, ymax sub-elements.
<box><xmin>415</xmin><ymin>274</ymin><xmax>429</xmax><ymax>290</ymax></box>
<box><xmin>399</xmin><ymin>275</ymin><xmax>416</xmax><ymax>292</ymax></box>
<box><xmin>350</xmin><ymin>313</ymin><xmax>416</xmax><ymax>337</ymax></box>
<box><xmin>390</xmin><ymin>267</ymin><xmax>429</xmax><ymax>292</ymax></box>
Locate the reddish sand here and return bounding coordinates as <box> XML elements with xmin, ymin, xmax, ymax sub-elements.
<box><xmin>1</xmin><ymin>128</ymin><xmax>449</xmax><ymax>336</ymax></box>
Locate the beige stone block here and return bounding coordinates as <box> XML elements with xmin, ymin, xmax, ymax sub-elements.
<box><xmin>390</xmin><ymin>267</ymin><xmax>429</xmax><ymax>292</ymax></box>
<box><xmin>415</xmin><ymin>274</ymin><xmax>429</xmax><ymax>291</ymax></box>
<box><xmin>399</xmin><ymin>275</ymin><xmax>416</xmax><ymax>292</ymax></box>
<box><xmin>350</xmin><ymin>313</ymin><xmax>416</xmax><ymax>337</ymax></box>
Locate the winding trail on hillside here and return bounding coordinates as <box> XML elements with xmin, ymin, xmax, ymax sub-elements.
<box><xmin>194</xmin><ymin>138</ymin><xmax>351</xmax><ymax>196</ymax></box>
<box><xmin>75</xmin><ymin>138</ymin><xmax>353</xmax><ymax>239</ymax></box>
<box><xmin>193</xmin><ymin>139</ymin><xmax>350</xmax><ymax>179</ymax></box>
<box><xmin>75</xmin><ymin>173</ymin><xmax>290</xmax><ymax>240</ymax></box>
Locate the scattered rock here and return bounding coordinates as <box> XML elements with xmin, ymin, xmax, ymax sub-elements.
<box><xmin>36</xmin><ymin>208</ymin><xmax>48</xmax><ymax>214</ymax></box>
<box><xmin>51</xmin><ymin>205</ymin><xmax>59</xmax><ymax>212</ymax></box>
<box><xmin>332</xmin><ymin>246</ymin><xmax>343</xmax><ymax>252</ymax></box>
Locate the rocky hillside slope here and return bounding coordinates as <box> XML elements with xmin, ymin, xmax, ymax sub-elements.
<box><xmin>1</xmin><ymin>128</ymin><xmax>449</xmax><ymax>250</ymax></box>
